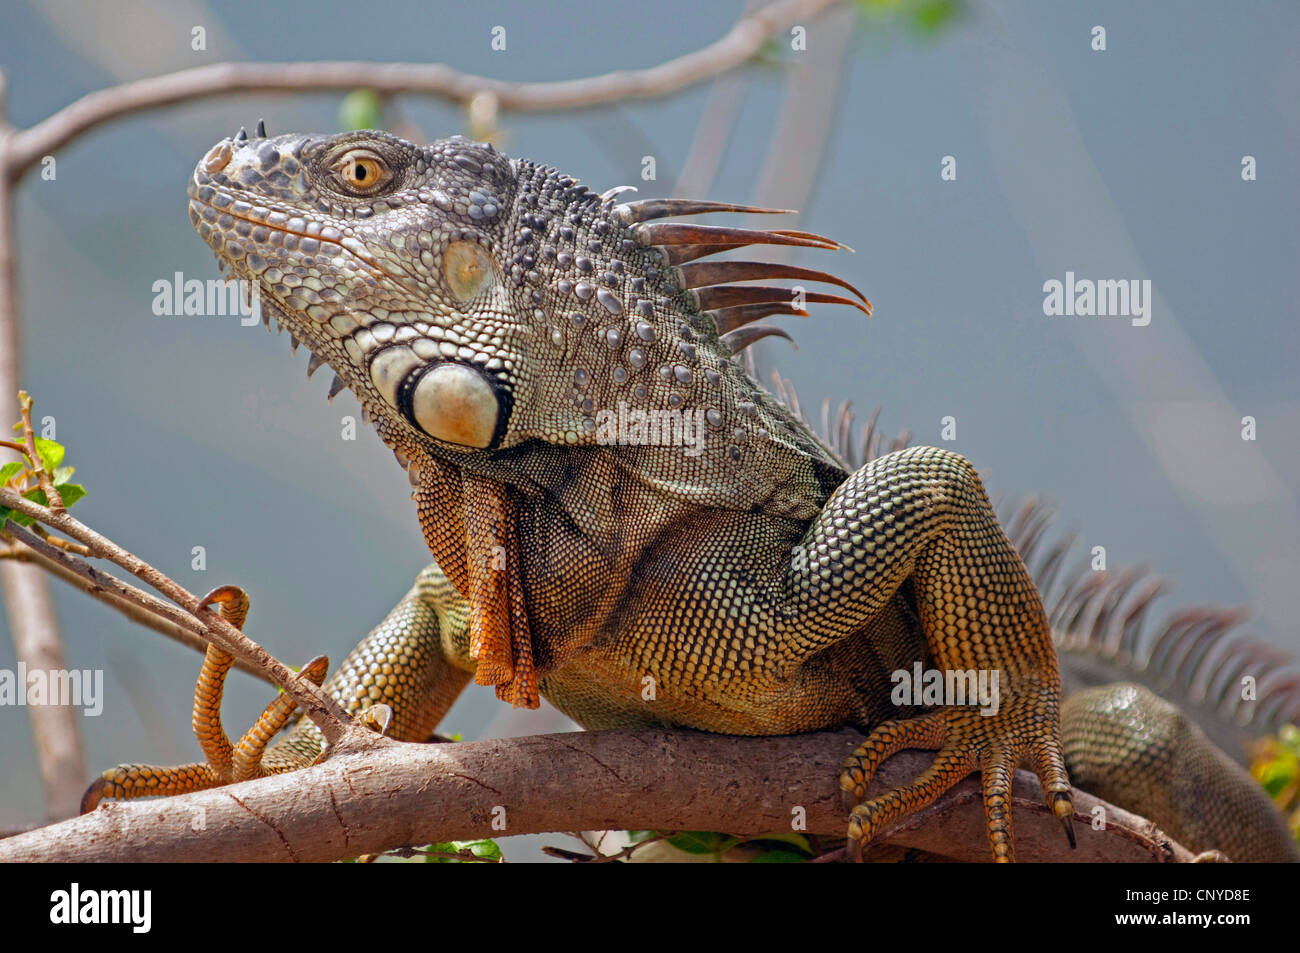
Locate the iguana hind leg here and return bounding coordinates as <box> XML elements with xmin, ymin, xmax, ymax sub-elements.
<box><xmin>786</xmin><ymin>445</ymin><xmax>1074</xmax><ymax>861</ymax></box>
<box><xmin>81</xmin><ymin>567</ymin><xmax>474</xmax><ymax>811</ymax></box>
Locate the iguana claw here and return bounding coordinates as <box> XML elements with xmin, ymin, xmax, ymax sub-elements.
<box><xmin>840</xmin><ymin>682</ymin><xmax>1075</xmax><ymax>863</ymax></box>
<box><xmin>80</xmin><ymin>586</ymin><xmax>330</xmax><ymax>811</ymax></box>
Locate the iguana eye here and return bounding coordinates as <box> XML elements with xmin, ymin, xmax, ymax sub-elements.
<box><xmin>443</xmin><ymin>240</ymin><xmax>495</xmax><ymax>301</ymax></box>
<box><xmin>332</xmin><ymin>150</ymin><xmax>391</xmax><ymax>194</ymax></box>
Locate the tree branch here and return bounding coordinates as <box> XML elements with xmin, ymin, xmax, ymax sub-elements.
<box><xmin>0</xmin><ymin>553</ymin><xmax>85</xmax><ymax>819</ymax></box>
<box><xmin>1</xmin><ymin>520</ymin><xmax>274</xmax><ymax>684</ymax></box>
<box><xmin>0</xmin><ymin>486</ymin><xmax>349</xmax><ymax>738</ymax></box>
<box><xmin>0</xmin><ymin>728</ymin><xmax>1193</xmax><ymax>863</ymax></box>
<box><xmin>0</xmin><ymin>72</ymin><xmax>86</xmax><ymax>821</ymax></box>
<box><xmin>4</xmin><ymin>0</ymin><xmax>846</xmax><ymax>180</ymax></box>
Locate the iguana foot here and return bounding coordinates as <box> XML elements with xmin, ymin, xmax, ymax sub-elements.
<box><xmin>840</xmin><ymin>682</ymin><xmax>1075</xmax><ymax>863</ymax></box>
<box><xmin>80</xmin><ymin>585</ymin><xmax>331</xmax><ymax>812</ymax></box>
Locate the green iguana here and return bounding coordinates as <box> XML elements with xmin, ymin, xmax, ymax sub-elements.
<box><xmin>82</xmin><ymin>126</ymin><xmax>1298</xmax><ymax>862</ymax></box>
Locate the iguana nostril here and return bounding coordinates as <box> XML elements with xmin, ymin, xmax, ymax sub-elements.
<box><xmin>203</xmin><ymin>142</ymin><xmax>232</xmax><ymax>173</ymax></box>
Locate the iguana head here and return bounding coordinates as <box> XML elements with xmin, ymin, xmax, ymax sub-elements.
<box><xmin>189</xmin><ymin>126</ymin><xmax>868</xmax><ymax>513</ymax></box>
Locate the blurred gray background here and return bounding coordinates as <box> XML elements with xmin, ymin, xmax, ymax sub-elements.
<box><xmin>1</xmin><ymin>0</ymin><xmax>1297</xmax><ymax>857</ymax></box>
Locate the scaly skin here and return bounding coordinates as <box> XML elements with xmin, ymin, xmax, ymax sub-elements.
<box><xmin>1063</xmin><ymin>684</ymin><xmax>1298</xmax><ymax>863</ymax></box>
<box><xmin>80</xmin><ymin>587</ymin><xmax>331</xmax><ymax>810</ymax></box>
<box><xmin>81</xmin><ymin>128</ymin><xmax>1295</xmax><ymax>862</ymax></box>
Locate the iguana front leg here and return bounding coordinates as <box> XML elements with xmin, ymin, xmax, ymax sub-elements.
<box><xmin>81</xmin><ymin>586</ymin><xmax>329</xmax><ymax>809</ymax></box>
<box><xmin>82</xmin><ymin>567</ymin><xmax>473</xmax><ymax>810</ymax></box>
<box><xmin>783</xmin><ymin>445</ymin><xmax>1074</xmax><ymax>861</ymax></box>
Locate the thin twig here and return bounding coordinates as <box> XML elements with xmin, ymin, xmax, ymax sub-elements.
<box><xmin>0</xmin><ymin>486</ymin><xmax>350</xmax><ymax>738</ymax></box>
<box><xmin>809</xmin><ymin>846</ymin><xmax>846</xmax><ymax>862</ymax></box>
<box><xmin>26</xmin><ymin>524</ymin><xmax>89</xmax><ymax>555</ymax></box>
<box><xmin>4</xmin><ymin>0</ymin><xmax>846</xmax><ymax>180</ymax></box>
<box><xmin>1</xmin><ymin>521</ymin><xmax>273</xmax><ymax>684</ymax></box>
<box><xmin>17</xmin><ymin>391</ymin><xmax>62</xmax><ymax>510</ymax></box>
<box><xmin>402</xmin><ymin>845</ymin><xmax>503</xmax><ymax>863</ymax></box>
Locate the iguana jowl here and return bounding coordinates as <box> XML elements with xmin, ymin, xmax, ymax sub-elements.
<box><xmin>82</xmin><ymin>127</ymin><xmax>1298</xmax><ymax>863</ymax></box>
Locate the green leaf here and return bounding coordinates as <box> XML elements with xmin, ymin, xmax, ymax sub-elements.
<box><xmin>461</xmin><ymin>838</ymin><xmax>503</xmax><ymax>861</ymax></box>
<box><xmin>52</xmin><ymin>465</ymin><xmax>75</xmax><ymax>484</ymax></box>
<box><xmin>1280</xmin><ymin>724</ymin><xmax>1300</xmax><ymax>752</ymax></box>
<box><xmin>664</xmin><ymin>831</ymin><xmax>732</xmax><ymax>855</ymax></box>
<box><xmin>0</xmin><ymin>461</ymin><xmax>23</xmax><ymax>485</ymax></box>
<box><xmin>750</xmin><ymin>850</ymin><xmax>808</xmax><ymax>863</ymax></box>
<box><xmin>910</xmin><ymin>0</ymin><xmax>963</xmax><ymax>35</ymax></box>
<box><xmin>1259</xmin><ymin>760</ymin><xmax>1294</xmax><ymax>798</ymax></box>
<box><xmin>741</xmin><ymin>832</ymin><xmax>813</xmax><ymax>854</ymax></box>
<box><xmin>423</xmin><ymin>842</ymin><xmax>455</xmax><ymax>862</ymax></box>
<box><xmin>24</xmin><ymin>482</ymin><xmax>86</xmax><ymax>510</ymax></box>
<box><xmin>54</xmin><ymin>483</ymin><xmax>86</xmax><ymax>508</ymax></box>
<box><xmin>424</xmin><ymin>839</ymin><xmax>503</xmax><ymax>863</ymax></box>
<box><xmin>339</xmin><ymin>89</ymin><xmax>385</xmax><ymax>132</ymax></box>
<box><xmin>33</xmin><ymin>438</ymin><xmax>64</xmax><ymax>472</ymax></box>
<box><xmin>754</xmin><ymin>36</ymin><xmax>789</xmax><ymax>67</ymax></box>
<box><xmin>0</xmin><ymin>507</ymin><xmax>35</xmax><ymax>528</ymax></box>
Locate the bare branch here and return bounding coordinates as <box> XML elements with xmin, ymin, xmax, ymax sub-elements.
<box><xmin>744</xmin><ymin>1</ymin><xmax>858</xmax><ymax>375</ymax></box>
<box><xmin>0</xmin><ymin>71</ymin><xmax>86</xmax><ymax>821</ymax></box>
<box><xmin>1</xmin><ymin>521</ymin><xmax>274</xmax><ymax>684</ymax></box>
<box><xmin>16</xmin><ymin>392</ymin><xmax>62</xmax><ymax>510</ymax></box>
<box><xmin>5</xmin><ymin>0</ymin><xmax>846</xmax><ymax>180</ymax></box>
<box><xmin>0</xmin><ymin>555</ymin><xmax>85</xmax><ymax>820</ymax></box>
<box><xmin>0</xmin><ymin>486</ymin><xmax>350</xmax><ymax>738</ymax></box>
<box><xmin>0</xmin><ymin>729</ymin><xmax>1193</xmax><ymax>863</ymax></box>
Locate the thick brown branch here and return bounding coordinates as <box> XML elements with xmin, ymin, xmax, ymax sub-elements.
<box><xmin>0</xmin><ymin>729</ymin><xmax>1193</xmax><ymax>863</ymax></box>
<box><xmin>5</xmin><ymin>0</ymin><xmax>845</xmax><ymax>180</ymax></box>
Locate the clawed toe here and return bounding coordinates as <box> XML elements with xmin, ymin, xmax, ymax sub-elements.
<box><xmin>840</xmin><ymin>685</ymin><xmax>1074</xmax><ymax>862</ymax></box>
<box><xmin>81</xmin><ymin>586</ymin><xmax>333</xmax><ymax>811</ymax></box>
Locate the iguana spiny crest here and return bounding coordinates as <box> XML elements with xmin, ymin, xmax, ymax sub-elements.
<box><xmin>189</xmin><ymin>127</ymin><xmax>871</xmax><ymax>521</ymax></box>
